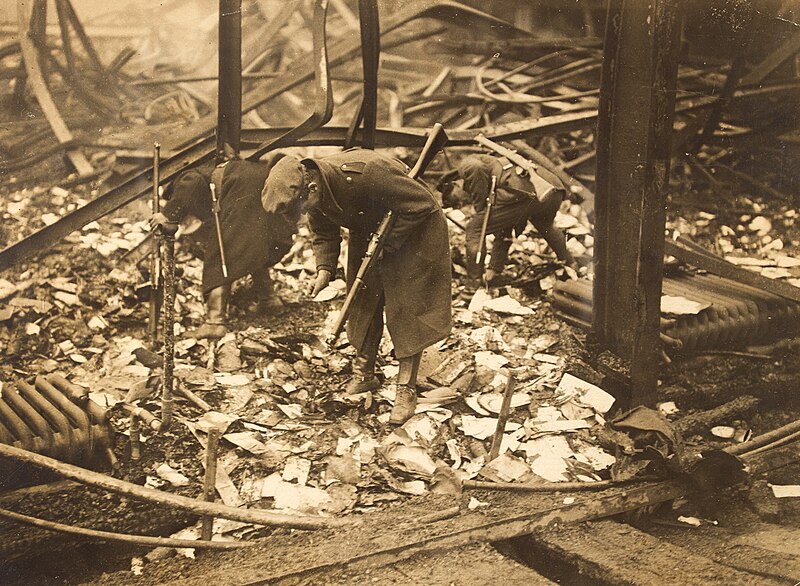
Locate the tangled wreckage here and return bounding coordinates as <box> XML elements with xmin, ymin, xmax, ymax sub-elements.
<box><xmin>1</xmin><ymin>0</ymin><xmax>800</xmax><ymax>584</ymax></box>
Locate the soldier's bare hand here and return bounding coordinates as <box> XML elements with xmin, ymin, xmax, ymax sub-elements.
<box><xmin>310</xmin><ymin>269</ymin><xmax>333</xmax><ymax>297</ymax></box>
<box><xmin>149</xmin><ymin>212</ymin><xmax>169</xmax><ymax>231</ymax></box>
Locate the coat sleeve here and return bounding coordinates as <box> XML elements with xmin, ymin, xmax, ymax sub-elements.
<box><xmin>163</xmin><ymin>170</ymin><xmax>211</xmax><ymax>223</ymax></box>
<box><xmin>370</xmin><ymin>160</ymin><xmax>438</xmax><ymax>255</ymax></box>
<box><xmin>458</xmin><ymin>158</ymin><xmax>492</xmax><ymax>212</ymax></box>
<box><xmin>308</xmin><ymin>208</ymin><xmax>342</xmax><ymax>274</ymax></box>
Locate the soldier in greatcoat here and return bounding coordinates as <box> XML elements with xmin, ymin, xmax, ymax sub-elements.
<box><xmin>150</xmin><ymin>158</ymin><xmax>297</xmax><ymax>338</ymax></box>
<box><xmin>261</xmin><ymin>149</ymin><xmax>453</xmax><ymax>425</ymax></box>
<box><xmin>457</xmin><ymin>154</ymin><xmax>576</xmax><ymax>284</ymax></box>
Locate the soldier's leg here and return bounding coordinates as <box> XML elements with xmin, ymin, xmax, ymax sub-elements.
<box><xmin>529</xmin><ymin>195</ymin><xmax>576</xmax><ymax>267</ymax></box>
<box><xmin>464</xmin><ymin>214</ymin><xmax>484</xmax><ymax>280</ymax></box>
<box><xmin>192</xmin><ymin>284</ymin><xmax>231</xmax><ymax>339</ymax></box>
<box><xmin>485</xmin><ymin>228</ymin><xmax>514</xmax><ymax>282</ymax></box>
<box><xmin>252</xmin><ymin>266</ymin><xmax>285</xmax><ymax>314</ymax></box>
<box><xmin>390</xmin><ymin>352</ymin><xmax>422</xmax><ymax>425</ymax></box>
<box><xmin>345</xmin><ymin>300</ymin><xmax>384</xmax><ymax>394</ymax></box>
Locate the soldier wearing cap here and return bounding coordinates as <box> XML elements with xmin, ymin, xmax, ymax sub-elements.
<box><xmin>261</xmin><ymin>149</ymin><xmax>452</xmax><ymax>425</ymax></box>
<box><xmin>150</xmin><ymin>157</ymin><xmax>297</xmax><ymax>338</ymax></box>
<box><xmin>457</xmin><ymin>154</ymin><xmax>576</xmax><ymax>284</ymax></box>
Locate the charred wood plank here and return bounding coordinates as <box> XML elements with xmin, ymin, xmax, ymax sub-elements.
<box><xmin>519</xmin><ymin>520</ymin><xmax>784</xmax><ymax>586</ymax></box>
<box><xmin>16</xmin><ymin>0</ymin><xmax>93</xmax><ymax>176</ymax></box>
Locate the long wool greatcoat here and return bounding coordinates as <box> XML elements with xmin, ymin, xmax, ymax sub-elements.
<box><xmin>164</xmin><ymin>160</ymin><xmax>295</xmax><ymax>293</ymax></box>
<box><xmin>304</xmin><ymin>149</ymin><xmax>453</xmax><ymax>359</ymax></box>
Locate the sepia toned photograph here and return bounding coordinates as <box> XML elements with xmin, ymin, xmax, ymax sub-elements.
<box><xmin>0</xmin><ymin>0</ymin><xmax>799</xmax><ymax>583</ymax></box>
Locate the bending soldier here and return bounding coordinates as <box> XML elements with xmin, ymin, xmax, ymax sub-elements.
<box><xmin>151</xmin><ymin>158</ymin><xmax>297</xmax><ymax>339</ymax></box>
<box><xmin>261</xmin><ymin>150</ymin><xmax>453</xmax><ymax>425</ymax></box>
<box><xmin>457</xmin><ymin>154</ymin><xmax>576</xmax><ymax>284</ymax></box>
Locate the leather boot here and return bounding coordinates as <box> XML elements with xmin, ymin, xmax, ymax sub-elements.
<box><xmin>344</xmin><ymin>353</ymin><xmax>381</xmax><ymax>394</ymax></box>
<box><xmin>253</xmin><ymin>269</ymin><xmax>286</xmax><ymax>315</ymax></box>
<box><xmin>191</xmin><ymin>285</ymin><xmax>229</xmax><ymax>339</ymax></box>
<box><xmin>389</xmin><ymin>384</ymin><xmax>417</xmax><ymax>424</ymax></box>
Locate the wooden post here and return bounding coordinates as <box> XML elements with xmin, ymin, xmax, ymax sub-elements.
<box><xmin>201</xmin><ymin>428</ymin><xmax>222</xmax><ymax>541</ymax></box>
<box><xmin>592</xmin><ymin>0</ymin><xmax>681</xmax><ymax>406</ymax></box>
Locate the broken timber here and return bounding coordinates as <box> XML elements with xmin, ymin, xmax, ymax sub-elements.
<box><xmin>145</xmin><ymin>441</ymin><xmax>800</xmax><ymax>585</ymax></box>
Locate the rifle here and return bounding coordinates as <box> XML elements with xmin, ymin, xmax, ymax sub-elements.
<box><xmin>475</xmin><ymin>174</ymin><xmax>497</xmax><ymax>288</ymax></box>
<box><xmin>329</xmin><ymin>122</ymin><xmax>449</xmax><ymax>342</ymax></box>
<box><xmin>209</xmin><ymin>165</ymin><xmax>229</xmax><ymax>278</ymax></box>
<box><xmin>474</xmin><ymin>134</ymin><xmax>556</xmax><ymax>202</ymax></box>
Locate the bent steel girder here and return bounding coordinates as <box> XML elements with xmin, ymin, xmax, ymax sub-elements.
<box><xmin>0</xmin><ymin>0</ymin><xmax>529</xmax><ymax>271</ymax></box>
<box><xmin>17</xmin><ymin>0</ymin><xmax>93</xmax><ymax>176</ymax></box>
<box><xmin>246</xmin><ymin>0</ymin><xmax>333</xmax><ymax>160</ymax></box>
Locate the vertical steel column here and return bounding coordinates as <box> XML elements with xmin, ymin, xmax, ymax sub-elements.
<box><xmin>217</xmin><ymin>0</ymin><xmax>242</xmax><ymax>160</ymax></box>
<box><xmin>592</xmin><ymin>0</ymin><xmax>681</xmax><ymax>406</ymax></box>
<box><xmin>358</xmin><ymin>0</ymin><xmax>380</xmax><ymax>149</ymax></box>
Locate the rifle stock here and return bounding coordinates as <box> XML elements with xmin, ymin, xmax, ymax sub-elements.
<box><xmin>329</xmin><ymin>123</ymin><xmax>449</xmax><ymax>341</ymax></box>
<box><xmin>474</xmin><ymin>134</ymin><xmax>556</xmax><ymax>202</ymax></box>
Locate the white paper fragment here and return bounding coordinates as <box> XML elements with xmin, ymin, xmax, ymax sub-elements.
<box><xmin>155</xmin><ymin>463</ymin><xmax>190</xmax><ymax>487</ymax></box>
<box><xmin>530</xmin><ymin>455</ymin><xmax>569</xmax><ymax>482</ymax></box>
<box><xmin>555</xmin><ymin>373</ymin><xmax>616</xmax><ymax>414</ymax></box>
<box><xmin>474</xmin><ymin>351</ymin><xmax>509</xmax><ymax>371</ymax></box>
<box><xmin>214</xmin><ymin>373</ymin><xmax>250</xmax><ymax>386</ymax></box>
<box><xmin>274</xmin><ymin>482</ymin><xmax>331</xmax><ymax>513</ymax></box>
<box><xmin>477</xmin><ymin>392</ymin><xmax>531</xmax><ymax>414</ymax></box>
<box><xmin>282</xmin><ymin>456</ymin><xmax>311</xmax><ymax>485</ymax></box>
<box><xmin>468</xmin><ymin>497</ymin><xmax>489</xmax><ymax>510</ymax></box>
<box><xmin>577</xmin><ymin>445</ymin><xmax>616</xmax><ymax>470</ymax></box>
<box><xmin>312</xmin><ymin>285</ymin><xmax>340</xmax><ymax>302</ymax></box>
<box><xmin>196</xmin><ymin>411</ymin><xmax>239</xmax><ymax>434</ymax></box>
<box><xmin>460</xmin><ymin>415</ymin><xmax>521</xmax><ymax>440</ymax></box>
<box><xmin>0</xmin><ymin>278</ymin><xmax>16</xmax><ymax>300</ymax></box>
<box><xmin>657</xmin><ymin>401</ymin><xmax>679</xmax><ymax>416</ymax></box>
<box><xmin>401</xmin><ymin>414</ymin><xmax>439</xmax><ymax>444</ymax></box>
<box><xmin>278</xmin><ymin>403</ymin><xmax>303</xmax><ymax>419</ymax></box>
<box><xmin>483</xmin><ymin>453</ymin><xmax>530</xmax><ymax>482</ymax></box>
<box><xmin>87</xmin><ymin>315</ymin><xmax>108</xmax><ymax>330</ymax></box>
<box><xmin>660</xmin><ymin>295</ymin><xmax>710</xmax><ymax>315</ymax></box>
<box><xmin>89</xmin><ymin>392</ymin><xmax>122</xmax><ymax>408</ymax></box>
<box><xmin>378</xmin><ymin>444</ymin><xmax>438</xmax><ymax>478</ymax></box>
<box><xmin>710</xmin><ymin>426</ymin><xmax>736</xmax><ymax>439</ymax></box>
<box><xmin>534</xmin><ymin>419</ymin><xmax>591</xmax><ymax>433</ymax></box>
<box><xmin>465</xmin><ymin>395</ymin><xmax>492</xmax><ymax>416</ymax></box>
<box><xmin>482</xmin><ymin>295</ymin><xmax>534</xmax><ymax>316</ymax></box>
<box><xmin>223</xmin><ymin>432</ymin><xmax>268</xmax><ymax>454</ymax></box>
<box><xmin>534</xmin><ymin>406</ymin><xmax>562</xmax><ymax>422</ymax></box>
<box><xmin>770</xmin><ymin>484</ymin><xmax>800</xmax><ymax>498</ymax></box>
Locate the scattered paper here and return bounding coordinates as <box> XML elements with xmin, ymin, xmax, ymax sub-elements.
<box><xmin>660</xmin><ymin>295</ymin><xmax>709</xmax><ymax>315</ymax></box>
<box><xmin>482</xmin><ymin>453</ymin><xmax>531</xmax><ymax>482</ymax></box>
<box><xmin>468</xmin><ymin>497</ymin><xmax>489</xmax><ymax>510</ymax></box>
<box><xmin>555</xmin><ymin>373</ymin><xmax>616</xmax><ymax>414</ymax></box>
<box><xmin>770</xmin><ymin>484</ymin><xmax>800</xmax><ymax>498</ymax></box>
<box><xmin>282</xmin><ymin>456</ymin><xmax>311</xmax><ymax>485</ymax></box>
<box><xmin>460</xmin><ymin>415</ymin><xmax>521</xmax><ymax>440</ymax></box>
<box><xmin>155</xmin><ymin>463</ymin><xmax>190</xmax><ymax>487</ymax></box>
<box><xmin>530</xmin><ymin>454</ymin><xmax>569</xmax><ymax>482</ymax></box>
<box><xmin>534</xmin><ymin>419</ymin><xmax>591</xmax><ymax>434</ymax></box>
<box><xmin>378</xmin><ymin>444</ymin><xmax>438</xmax><ymax>479</ymax></box>
<box><xmin>214</xmin><ymin>373</ymin><xmax>250</xmax><ymax>386</ymax></box>
<box><xmin>710</xmin><ymin>426</ymin><xmax>736</xmax><ymax>439</ymax></box>
<box><xmin>223</xmin><ymin>432</ymin><xmax>268</xmax><ymax>455</ymax></box>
